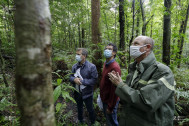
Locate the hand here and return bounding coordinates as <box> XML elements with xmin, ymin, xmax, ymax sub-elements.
<box><xmin>74</xmin><ymin>77</ymin><xmax>82</xmax><ymax>85</ymax></box>
<box><xmin>108</xmin><ymin>71</ymin><xmax>122</xmax><ymax>86</ymax></box>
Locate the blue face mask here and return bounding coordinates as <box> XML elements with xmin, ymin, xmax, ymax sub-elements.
<box><xmin>75</xmin><ymin>55</ymin><xmax>82</xmax><ymax>62</ymax></box>
<box><xmin>104</xmin><ymin>49</ymin><xmax>112</xmax><ymax>58</ymax></box>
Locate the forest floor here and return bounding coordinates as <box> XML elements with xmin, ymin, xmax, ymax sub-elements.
<box><xmin>58</xmin><ymin>95</ymin><xmax>189</xmax><ymax>126</ymax></box>
<box><xmin>57</xmin><ymin>94</ymin><xmax>107</xmax><ymax>126</ymax></box>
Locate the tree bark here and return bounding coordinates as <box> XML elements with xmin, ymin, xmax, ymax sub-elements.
<box><xmin>103</xmin><ymin>10</ymin><xmax>110</xmax><ymax>41</ymax></box>
<box><xmin>0</xmin><ymin>34</ymin><xmax>9</xmax><ymax>87</ymax></box>
<box><xmin>119</xmin><ymin>0</ymin><xmax>125</xmax><ymax>50</ymax></box>
<box><xmin>91</xmin><ymin>0</ymin><xmax>102</xmax><ymax>85</ymax></box>
<box><xmin>14</xmin><ymin>0</ymin><xmax>55</xmax><ymax>125</ymax></box>
<box><xmin>139</xmin><ymin>0</ymin><xmax>146</xmax><ymax>35</ymax></box>
<box><xmin>129</xmin><ymin>0</ymin><xmax>135</xmax><ymax>46</ymax></box>
<box><xmin>176</xmin><ymin>3</ymin><xmax>189</xmax><ymax>68</ymax></box>
<box><xmin>136</xmin><ymin>8</ymin><xmax>140</xmax><ymax>37</ymax></box>
<box><xmin>78</xmin><ymin>22</ymin><xmax>81</xmax><ymax>47</ymax></box>
<box><xmin>162</xmin><ymin>0</ymin><xmax>172</xmax><ymax>66</ymax></box>
<box><xmin>82</xmin><ymin>28</ymin><xmax>85</xmax><ymax>47</ymax></box>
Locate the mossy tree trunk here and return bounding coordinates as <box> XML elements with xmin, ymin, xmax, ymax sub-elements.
<box><xmin>91</xmin><ymin>0</ymin><xmax>102</xmax><ymax>85</ymax></box>
<box><xmin>119</xmin><ymin>0</ymin><xmax>125</xmax><ymax>50</ymax></box>
<box><xmin>14</xmin><ymin>0</ymin><xmax>55</xmax><ymax>125</ymax></box>
<box><xmin>0</xmin><ymin>34</ymin><xmax>9</xmax><ymax>87</ymax></box>
<box><xmin>176</xmin><ymin>3</ymin><xmax>189</xmax><ymax>68</ymax></box>
<box><xmin>163</xmin><ymin>0</ymin><xmax>172</xmax><ymax>66</ymax></box>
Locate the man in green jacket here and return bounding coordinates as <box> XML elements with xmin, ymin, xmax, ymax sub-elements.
<box><xmin>108</xmin><ymin>36</ymin><xmax>175</xmax><ymax>126</ymax></box>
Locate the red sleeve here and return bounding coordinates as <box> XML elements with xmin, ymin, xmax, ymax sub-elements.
<box><xmin>107</xmin><ymin>64</ymin><xmax>121</xmax><ymax>112</ymax></box>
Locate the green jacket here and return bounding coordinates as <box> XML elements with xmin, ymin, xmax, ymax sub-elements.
<box><xmin>116</xmin><ymin>52</ymin><xmax>175</xmax><ymax>126</ymax></box>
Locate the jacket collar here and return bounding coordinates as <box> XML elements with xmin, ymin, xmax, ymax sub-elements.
<box><xmin>76</xmin><ymin>60</ymin><xmax>88</xmax><ymax>69</ymax></box>
<box><xmin>105</xmin><ymin>58</ymin><xmax>115</xmax><ymax>67</ymax></box>
<box><xmin>130</xmin><ymin>52</ymin><xmax>156</xmax><ymax>73</ymax></box>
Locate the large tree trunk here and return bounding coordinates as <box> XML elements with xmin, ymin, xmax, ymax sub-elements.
<box><xmin>14</xmin><ymin>0</ymin><xmax>55</xmax><ymax>125</ymax></box>
<box><xmin>91</xmin><ymin>0</ymin><xmax>102</xmax><ymax>85</ymax></box>
<box><xmin>176</xmin><ymin>3</ymin><xmax>189</xmax><ymax>68</ymax></box>
<box><xmin>119</xmin><ymin>0</ymin><xmax>125</xmax><ymax>50</ymax></box>
<box><xmin>162</xmin><ymin>0</ymin><xmax>172</xmax><ymax>66</ymax></box>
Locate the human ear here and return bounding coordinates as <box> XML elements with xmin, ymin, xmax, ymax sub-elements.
<box><xmin>112</xmin><ymin>51</ymin><xmax>116</xmax><ymax>57</ymax></box>
<box><xmin>146</xmin><ymin>44</ymin><xmax>152</xmax><ymax>51</ymax></box>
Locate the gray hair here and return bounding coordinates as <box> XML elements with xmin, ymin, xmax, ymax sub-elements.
<box><xmin>76</xmin><ymin>48</ymin><xmax>88</xmax><ymax>57</ymax></box>
<box><xmin>136</xmin><ymin>36</ymin><xmax>154</xmax><ymax>51</ymax></box>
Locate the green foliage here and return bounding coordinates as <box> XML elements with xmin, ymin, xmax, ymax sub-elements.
<box><xmin>173</xmin><ymin>67</ymin><xmax>189</xmax><ymax>124</ymax></box>
<box><xmin>0</xmin><ymin>84</ymin><xmax>20</xmax><ymax>126</ymax></box>
<box><xmin>53</xmin><ymin>71</ymin><xmax>76</xmax><ymax>125</ymax></box>
<box><xmin>179</xmin><ymin>118</ymin><xmax>189</xmax><ymax>126</ymax></box>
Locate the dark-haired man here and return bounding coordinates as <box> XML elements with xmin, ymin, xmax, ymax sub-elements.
<box><xmin>100</xmin><ymin>43</ymin><xmax>121</xmax><ymax>126</ymax></box>
<box><xmin>70</xmin><ymin>48</ymin><xmax>98</xmax><ymax>125</ymax></box>
<box><xmin>109</xmin><ymin>36</ymin><xmax>175</xmax><ymax>126</ymax></box>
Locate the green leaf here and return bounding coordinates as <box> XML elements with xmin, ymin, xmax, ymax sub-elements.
<box><xmin>56</xmin><ymin>103</ymin><xmax>62</xmax><ymax>112</ymax></box>
<box><xmin>53</xmin><ymin>85</ymin><xmax>61</xmax><ymax>103</ymax></box>
<box><xmin>57</xmin><ymin>79</ymin><xmax>63</xmax><ymax>85</ymax></box>
<box><xmin>62</xmin><ymin>91</ymin><xmax>76</xmax><ymax>103</ymax></box>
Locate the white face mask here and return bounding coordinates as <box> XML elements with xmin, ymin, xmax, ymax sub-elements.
<box><xmin>130</xmin><ymin>45</ymin><xmax>147</xmax><ymax>59</ymax></box>
<box><xmin>75</xmin><ymin>55</ymin><xmax>82</xmax><ymax>62</ymax></box>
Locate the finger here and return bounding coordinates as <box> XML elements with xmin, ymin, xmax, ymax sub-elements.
<box><xmin>108</xmin><ymin>73</ymin><xmax>114</xmax><ymax>78</ymax></box>
<box><xmin>112</xmin><ymin>70</ymin><xmax>116</xmax><ymax>74</ymax></box>
<box><xmin>117</xmin><ymin>72</ymin><xmax>123</xmax><ymax>82</ymax></box>
<box><xmin>116</xmin><ymin>72</ymin><xmax>121</xmax><ymax>78</ymax></box>
<box><xmin>109</xmin><ymin>77</ymin><xmax>115</xmax><ymax>83</ymax></box>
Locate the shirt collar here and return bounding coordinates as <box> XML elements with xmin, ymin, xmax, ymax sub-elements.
<box><xmin>105</xmin><ymin>59</ymin><xmax>115</xmax><ymax>67</ymax></box>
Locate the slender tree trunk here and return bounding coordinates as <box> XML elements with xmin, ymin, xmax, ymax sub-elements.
<box><xmin>87</xmin><ymin>0</ymin><xmax>91</xmax><ymax>43</ymax></box>
<box><xmin>129</xmin><ymin>0</ymin><xmax>135</xmax><ymax>64</ymax></box>
<box><xmin>139</xmin><ymin>0</ymin><xmax>146</xmax><ymax>35</ymax></box>
<box><xmin>114</xmin><ymin>9</ymin><xmax>117</xmax><ymax>43</ymax></box>
<box><xmin>176</xmin><ymin>3</ymin><xmax>189</xmax><ymax>68</ymax></box>
<box><xmin>150</xmin><ymin>16</ymin><xmax>153</xmax><ymax>37</ymax></box>
<box><xmin>103</xmin><ymin>10</ymin><xmax>110</xmax><ymax>41</ymax></box>
<box><xmin>82</xmin><ymin>28</ymin><xmax>85</xmax><ymax>47</ymax></box>
<box><xmin>162</xmin><ymin>0</ymin><xmax>172</xmax><ymax>66</ymax></box>
<box><xmin>136</xmin><ymin>9</ymin><xmax>140</xmax><ymax>37</ymax></box>
<box><xmin>0</xmin><ymin>34</ymin><xmax>9</xmax><ymax>87</ymax></box>
<box><xmin>129</xmin><ymin>0</ymin><xmax>135</xmax><ymax>45</ymax></box>
<box><xmin>139</xmin><ymin>0</ymin><xmax>154</xmax><ymax>36</ymax></box>
<box><xmin>78</xmin><ymin>22</ymin><xmax>81</xmax><ymax>47</ymax></box>
<box><xmin>91</xmin><ymin>0</ymin><xmax>102</xmax><ymax>85</ymax></box>
<box><xmin>14</xmin><ymin>0</ymin><xmax>55</xmax><ymax>125</ymax></box>
<box><xmin>125</xmin><ymin>13</ymin><xmax>129</xmax><ymax>44</ymax></box>
<box><xmin>119</xmin><ymin>0</ymin><xmax>125</xmax><ymax>50</ymax></box>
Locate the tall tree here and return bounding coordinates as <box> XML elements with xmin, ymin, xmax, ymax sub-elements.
<box><xmin>119</xmin><ymin>0</ymin><xmax>125</xmax><ymax>50</ymax></box>
<box><xmin>91</xmin><ymin>0</ymin><xmax>102</xmax><ymax>84</ymax></box>
<box><xmin>139</xmin><ymin>0</ymin><xmax>153</xmax><ymax>36</ymax></box>
<box><xmin>139</xmin><ymin>0</ymin><xmax>146</xmax><ymax>35</ymax></box>
<box><xmin>176</xmin><ymin>3</ymin><xmax>189</xmax><ymax>68</ymax></box>
<box><xmin>129</xmin><ymin>0</ymin><xmax>135</xmax><ymax>45</ymax></box>
<box><xmin>14</xmin><ymin>0</ymin><xmax>55</xmax><ymax>125</ymax></box>
<box><xmin>163</xmin><ymin>0</ymin><xmax>172</xmax><ymax>65</ymax></box>
<box><xmin>0</xmin><ymin>33</ymin><xmax>9</xmax><ymax>87</ymax></box>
